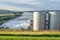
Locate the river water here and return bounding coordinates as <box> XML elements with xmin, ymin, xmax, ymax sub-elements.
<box><xmin>0</xmin><ymin>12</ymin><xmax>33</xmax><ymax>29</ymax></box>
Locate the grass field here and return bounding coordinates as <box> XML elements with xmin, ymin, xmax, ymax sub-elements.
<box><xmin>0</xmin><ymin>30</ymin><xmax>60</xmax><ymax>34</ymax></box>
<box><xmin>0</xmin><ymin>30</ymin><xmax>60</xmax><ymax>40</ymax></box>
<box><xmin>0</xmin><ymin>36</ymin><xmax>60</xmax><ymax>40</ymax></box>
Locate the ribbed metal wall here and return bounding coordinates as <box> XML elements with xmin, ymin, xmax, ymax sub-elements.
<box><xmin>49</xmin><ymin>11</ymin><xmax>60</xmax><ymax>30</ymax></box>
<box><xmin>33</xmin><ymin>11</ymin><xmax>45</xmax><ymax>31</ymax></box>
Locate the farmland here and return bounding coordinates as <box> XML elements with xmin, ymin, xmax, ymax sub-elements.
<box><xmin>0</xmin><ymin>31</ymin><xmax>60</xmax><ymax>40</ymax></box>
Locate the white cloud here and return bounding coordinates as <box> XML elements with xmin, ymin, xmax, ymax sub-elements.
<box><xmin>51</xmin><ymin>0</ymin><xmax>60</xmax><ymax>2</ymax></box>
<box><xmin>51</xmin><ymin>0</ymin><xmax>55</xmax><ymax>1</ymax></box>
<box><xmin>0</xmin><ymin>0</ymin><xmax>43</xmax><ymax>7</ymax></box>
<box><xmin>0</xmin><ymin>0</ymin><xmax>60</xmax><ymax>10</ymax></box>
<box><xmin>0</xmin><ymin>0</ymin><xmax>44</xmax><ymax>11</ymax></box>
<box><xmin>0</xmin><ymin>4</ymin><xmax>34</xmax><ymax>11</ymax></box>
<box><xmin>0</xmin><ymin>0</ymin><xmax>36</xmax><ymax>3</ymax></box>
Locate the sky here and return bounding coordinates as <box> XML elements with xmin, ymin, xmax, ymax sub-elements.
<box><xmin>0</xmin><ymin>0</ymin><xmax>60</xmax><ymax>11</ymax></box>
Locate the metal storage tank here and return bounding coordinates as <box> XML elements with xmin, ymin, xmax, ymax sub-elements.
<box><xmin>33</xmin><ymin>11</ymin><xmax>46</xmax><ymax>31</ymax></box>
<box><xmin>49</xmin><ymin>11</ymin><xmax>60</xmax><ymax>30</ymax></box>
<box><xmin>44</xmin><ymin>12</ymin><xmax>50</xmax><ymax>30</ymax></box>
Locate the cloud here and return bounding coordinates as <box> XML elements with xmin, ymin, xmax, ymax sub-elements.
<box><xmin>0</xmin><ymin>0</ymin><xmax>43</xmax><ymax>7</ymax></box>
<box><xmin>0</xmin><ymin>4</ymin><xmax>34</xmax><ymax>11</ymax></box>
<box><xmin>0</xmin><ymin>0</ymin><xmax>43</xmax><ymax>11</ymax></box>
<box><xmin>50</xmin><ymin>0</ymin><xmax>60</xmax><ymax>2</ymax></box>
<box><xmin>0</xmin><ymin>0</ymin><xmax>60</xmax><ymax>11</ymax></box>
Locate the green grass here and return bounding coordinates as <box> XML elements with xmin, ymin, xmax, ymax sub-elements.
<box><xmin>0</xmin><ymin>34</ymin><xmax>60</xmax><ymax>40</ymax></box>
<box><xmin>0</xmin><ymin>31</ymin><xmax>60</xmax><ymax>40</ymax></box>
<box><xmin>0</xmin><ymin>36</ymin><xmax>60</xmax><ymax>40</ymax></box>
<box><xmin>0</xmin><ymin>34</ymin><xmax>60</xmax><ymax>37</ymax></box>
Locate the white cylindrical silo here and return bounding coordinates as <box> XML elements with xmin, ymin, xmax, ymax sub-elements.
<box><xmin>33</xmin><ymin>12</ymin><xmax>40</xmax><ymax>31</ymax></box>
<box><xmin>49</xmin><ymin>11</ymin><xmax>60</xmax><ymax>30</ymax></box>
<box><xmin>33</xmin><ymin>11</ymin><xmax>45</xmax><ymax>31</ymax></box>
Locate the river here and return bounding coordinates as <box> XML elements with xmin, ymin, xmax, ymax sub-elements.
<box><xmin>0</xmin><ymin>12</ymin><xmax>33</xmax><ymax>29</ymax></box>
